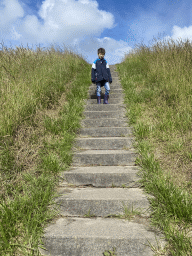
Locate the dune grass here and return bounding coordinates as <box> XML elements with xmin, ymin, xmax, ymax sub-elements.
<box><xmin>0</xmin><ymin>45</ymin><xmax>91</xmax><ymax>255</ymax></box>
<box><xmin>117</xmin><ymin>38</ymin><xmax>192</xmax><ymax>255</ymax></box>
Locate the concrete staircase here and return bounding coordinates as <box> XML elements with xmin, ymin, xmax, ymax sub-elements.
<box><xmin>40</xmin><ymin>65</ymin><xmax>163</xmax><ymax>255</ymax></box>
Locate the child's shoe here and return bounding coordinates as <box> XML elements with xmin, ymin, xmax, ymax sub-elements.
<box><xmin>97</xmin><ymin>96</ymin><xmax>101</xmax><ymax>104</ymax></box>
<box><xmin>103</xmin><ymin>94</ymin><xmax>109</xmax><ymax>104</ymax></box>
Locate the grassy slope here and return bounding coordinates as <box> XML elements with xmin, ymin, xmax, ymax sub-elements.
<box><xmin>1</xmin><ymin>40</ymin><xmax>192</xmax><ymax>256</ymax></box>
<box><xmin>117</xmin><ymin>39</ymin><xmax>192</xmax><ymax>255</ymax></box>
<box><xmin>0</xmin><ymin>47</ymin><xmax>91</xmax><ymax>255</ymax></box>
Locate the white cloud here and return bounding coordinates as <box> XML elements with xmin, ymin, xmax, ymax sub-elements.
<box><xmin>0</xmin><ymin>0</ymin><xmax>24</xmax><ymax>35</ymax></box>
<box><xmin>15</xmin><ymin>0</ymin><xmax>114</xmax><ymax>44</ymax></box>
<box><xmin>0</xmin><ymin>0</ymin><xmax>114</xmax><ymax>44</ymax></box>
<box><xmin>11</xmin><ymin>26</ymin><xmax>22</xmax><ymax>40</ymax></box>
<box><xmin>156</xmin><ymin>25</ymin><xmax>192</xmax><ymax>46</ymax></box>
<box><xmin>72</xmin><ymin>36</ymin><xmax>132</xmax><ymax>64</ymax></box>
<box><xmin>96</xmin><ymin>37</ymin><xmax>132</xmax><ymax>64</ymax></box>
<box><xmin>39</xmin><ymin>0</ymin><xmax>55</xmax><ymax>20</ymax></box>
<box><xmin>171</xmin><ymin>25</ymin><xmax>192</xmax><ymax>41</ymax></box>
<box><xmin>128</xmin><ymin>0</ymin><xmax>192</xmax><ymax>46</ymax></box>
<box><xmin>0</xmin><ymin>0</ymin><xmax>131</xmax><ymax>63</ymax></box>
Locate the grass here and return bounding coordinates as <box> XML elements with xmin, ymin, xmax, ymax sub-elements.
<box><xmin>84</xmin><ymin>209</ymin><xmax>96</xmax><ymax>218</ymax></box>
<box><xmin>106</xmin><ymin>202</ymin><xmax>142</xmax><ymax>221</ymax></box>
<box><xmin>1</xmin><ymin>38</ymin><xmax>192</xmax><ymax>255</ymax></box>
<box><xmin>0</xmin><ymin>45</ymin><xmax>91</xmax><ymax>255</ymax></box>
<box><xmin>103</xmin><ymin>247</ymin><xmax>116</xmax><ymax>256</ymax></box>
<box><xmin>117</xmin><ymin>38</ymin><xmax>192</xmax><ymax>255</ymax></box>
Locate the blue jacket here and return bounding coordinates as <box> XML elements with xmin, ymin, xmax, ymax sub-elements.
<box><xmin>91</xmin><ymin>58</ymin><xmax>112</xmax><ymax>84</ymax></box>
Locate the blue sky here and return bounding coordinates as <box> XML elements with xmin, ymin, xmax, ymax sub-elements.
<box><xmin>1</xmin><ymin>0</ymin><xmax>192</xmax><ymax>64</ymax></box>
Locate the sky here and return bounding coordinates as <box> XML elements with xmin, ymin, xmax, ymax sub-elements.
<box><xmin>1</xmin><ymin>0</ymin><xmax>192</xmax><ymax>64</ymax></box>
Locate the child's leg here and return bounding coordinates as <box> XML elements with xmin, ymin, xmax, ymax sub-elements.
<box><xmin>96</xmin><ymin>82</ymin><xmax>101</xmax><ymax>96</ymax></box>
<box><xmin>103</xmin><ymin>81</ymin><xmax>110</xmax><ymax>104</ymax></box>
<box><xmin>96</xmin><ymin>82</ymin><xmax>101</xmax><ymax>104</ymax></box>
<box><xmin>104</xmin><ymin>81</ymin><xmax>110</xmax><ymax>95</ymax></box>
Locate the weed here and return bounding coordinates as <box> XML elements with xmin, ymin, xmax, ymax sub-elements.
<box><xmin>107</xmin><ymin>203</ymin><xmax>142</xmax><ymax>220</ymax></box>
<box><xmin>103</xmin><ymin>247</ymin><xmax>116</xmax><ymax>256</ymax></box>
<box><xmin>111</xmin><ymin>183</ymin><xmax>116</xmax><ymax>188</ymax></box>
<box><xmin>121</xmin><ymin>202</ymin><xmax>142</xmax><ymax>220</ymax></box>
<box><xmin>84</xmin><ymin>209</ymin><xmax>96</xmax><ymax>218</ymax></box>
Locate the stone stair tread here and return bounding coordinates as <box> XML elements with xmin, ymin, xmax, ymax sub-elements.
<box><xmin>75</xmin><ymin>136</ymin><xmax>133</xmax><ymax>142</ymax></box>
<box><xmin>55</xmin><ymin>187</ymin><xmax>151</xmax><ymax>217</ymax></box>
<box><xmin>89</xmin><ymin>94</ymin><xmax>123</xmax><ymax>99</ymax></box>
<box><xmin>81</xmin><ymin>118</ymin><xmax>128</xmax><ymax>128</ymax></box>
<box><xmin>89</xmin><ymin>84</ymin><xmax>123</xmax><ymax>90</ymax></box>
<box><xmin>74</xmin><ymin>149</ymin><xmax>135</xmax><ymax>154</ymax></box>
<box><xmin>57</xmin><ymin>187</ymin><xmax>147</xmax><ymax>200</ymax></box>
<box><xmin>40</xmin><ymin>217</ymin><xmax>163</xmax><ymax>256</ymax></box>
<box><xmin>89</xmin><ymin>87</ymin><xmax>123</xmax><ymax>91</ymax></box>
<box><xmin>76</xmin><ymin>136</ymin><xmax>131</xmax><ymax>141</ymax></box>
<box><xmin>86</xmin><ymin>98</ymin><xmax>123</xmax><ymax>104</ymax></box>
<box><xmin>74</xmin><ymin>137</ymin><xmax>134</xmax><ymax>150</ymax></box>
<box><xmin>84</xmin><ymin>104</ymin><xmax>125</xmax><ymax>111</ymax></box>
<box><xmin>41</xmin><ymin>65</ymin><xmax>164</xmax><ymax>255</ymax></box>
<box><xmin>62</xmin><ymin>166</ymin><xmax>140</xmax><ymax>174</ymax></box>
<box><xmin>42</xmin><ymin>217</ymin><xmax>153</xmax><ymax>238</ymax></box>
<box><xmin>89</xmin><ymin>86</ymin><xmax>122</xmax><ymax>90</ymax></box>
<box><xmin>60</xmin><ymin>166</ymin><xmax>140</xmax><ymax>188</ymax></box>
<box><xmin>81</xmin><ymin>118</ymin><xmax>127</xmax><ymax>121</ymax></box>
<box><xmin>72</xmin><ymin>150</ymin><xmax>136</xmax><ymax>166</ymax></box>
<box><xmin>83</xmin><ymin>109</ymin><xmax>125</xmax><ymax>114</ymax></box>
<box><xmin>89</xmin><ymin>88</ymin><xmax>121</xmax><ymax>91</ymax></box>
<box><xmin>79</xmin><ymin>127</ymin><xmax>132</xmax><ymax>137</ymax></box>
<box><xmin>89</xmin><ymin>91</ymin><xmax>123</xmax><ymax>94</ymax></box>
<box><xmin>85</xmin><ymin>103</ymin><xmax>124</xmax><ymax>106</ymax></box>
<box><xmin>83</xmin><ymin>111</ymin><xmax>126</xmax><ymax>119</ymax></box>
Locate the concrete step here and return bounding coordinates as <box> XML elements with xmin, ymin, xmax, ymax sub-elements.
<box><xmin>89</xmin><ymin>88</ymin><xmax>122</xmax><ymax>93</ymax></box>
<box><xmin>86</xmin><ymin>98</ymin><xmax>123</xmax><ymax>104</ymax></box>
<box><xmin>79</xmin><ymin>127</ymin><xmax>132</xmax><ymax>137</ymax></box>
<box><xmin>88</xmin><ymin>84</ymin><xmax>124</xmax><ymax>93</ymax></box>
<box><xmin>40</xmin><ymin>66</ymin><xmax>165</xmax><ymax>256</ymax></box>
<box><xmin>72</xmin><ymin>149</ymin><xmax>136</xmax><ymax>166</ymax></box>
<box><xmin>88</xmin><ymin>89</ymin><xmax>123</xmax><ymax>96</ymax></box>
<box><xmin>111</xmin><ymin>75</ymin><xmax>120</xmax><ymax>79</ymax></box>
<box><xmin>55</xmin><ymin>187</ymin><xmax>151</xmax><ymax>217</ymax></box>
<box><xmin>84</xmin><ymin>111</ymin><xmax>125</xmax><ymax>119</ymax></box>
<box><xmin>60</xmin><ymin>166</ymin><xmax>140</xmax><ymax>187</ymax></box>
<box><xmin>41</xmin><ymin>217</ymin><xmax>162</xmax><ymax>256</ymax></box>
<box><xmin>89</xmin><ymin>82</ymin><xmax>122</xmax><ymax>89</ymax></box>
<box><xmin>89</xmin><ymin>88</ymin><xmax>123</xmax><ymax>94</ymax></box>
<box><xmin>74</xmin><ymin>137</ymin><xmax>133</xmax><ymax>150</ymax></box>
<box><xmin>89</xmin><ymin>85</ymin><xmax>122</xmax><ymax>91</ymax></box>
<box><xmin>89</xmin><ymin>94</ymin><xmax>123</xmax><ymax>99</ymax></box>
<box><xmin>89</xmin><ymin>91</ymin><xmax>123</xmax><ymax>97</ymax></box>
<box><xmin>84</xmin><ymin>104</ymin><xmax>125</xmax><ymax>111</ymax></box>
<box><xmin>81</xmin><ymin>118</ymin><xmax>128</xmax><ymax>128</ymax></box>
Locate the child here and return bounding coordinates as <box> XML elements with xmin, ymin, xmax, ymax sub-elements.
<box><xmin>91</xmin><ymin>48</ymin><xmax>112</xmax><ymax>104</ymax></box>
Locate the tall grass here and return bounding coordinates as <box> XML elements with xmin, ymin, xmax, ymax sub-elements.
<box><xmin>0</xmin><ymin>46</ymin><xmax>82</xmax><ymax>137</ymax></box>
<box><xmin>0</xmin><ymin>45</ymin><xmax>91</xmax><ymax>255</ymax></box>
<box><xmin>117</xmin><ymin>38</ymin><xmax>192</xmax><ymax>255</ymax></box>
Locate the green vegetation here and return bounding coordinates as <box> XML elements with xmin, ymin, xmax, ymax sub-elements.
<box><xmin>103</xmin><ymin>247</ymin><xmax>116</xmax><ymax>256</ymax></box>
<box><xmin>1</xmin><ymin>38</ymin><xmax>192</xmax><ymax>256</ymax></box>
<box><xmin>106</xmin><ymin>202</ymin><xmax>142</xmax><ymax>220</ymax></box>
<box><xmin>0</xmin><ymin>46</ymin><xmax>91</xmax><ymax>255</ymax></box>
<box><xmin>84</xmin><ymin>209</ymin><xmax>96</xmax><ymax>218</ymax></box>
<box><xmin>117</xmin><ymin>38</ymin><xmax>192</xmax><ymax>255</ymax></box>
